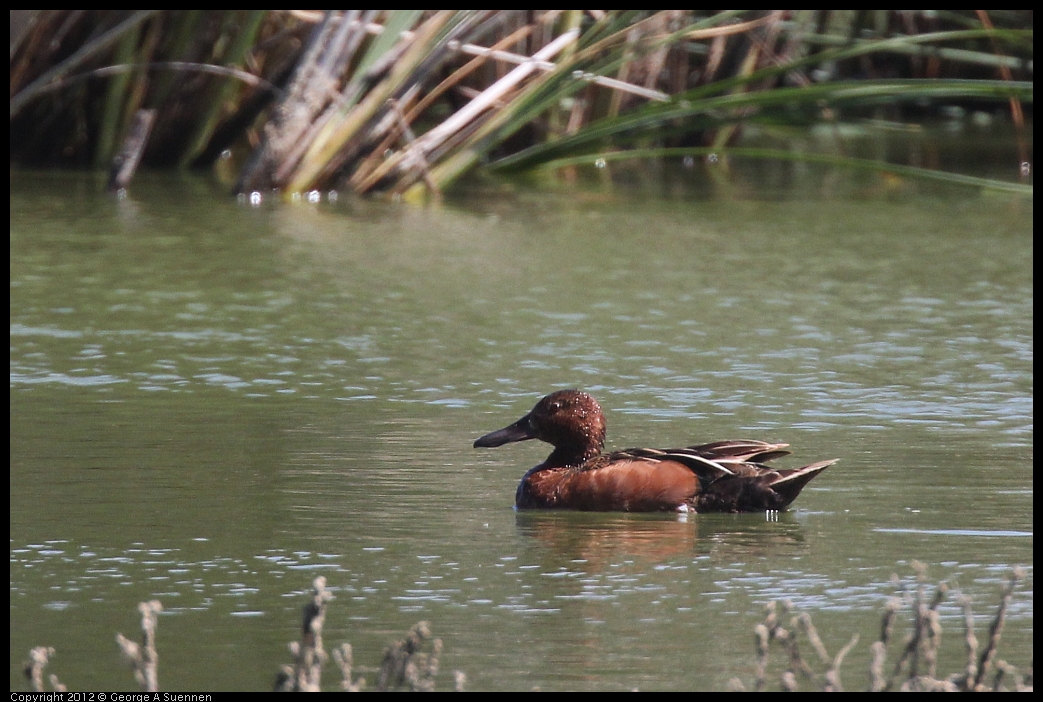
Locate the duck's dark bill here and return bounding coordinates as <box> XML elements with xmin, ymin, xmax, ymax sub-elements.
<box><xmin>473</xmin><ymin>416</ymin><xmax>535</xmax><ymax>448</ymax></box>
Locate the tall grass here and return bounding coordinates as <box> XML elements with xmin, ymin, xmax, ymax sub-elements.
<box><xmin>9</xmin><ymin>10</ymin><xmax>1033</xmax><ymax>198</ymax></box>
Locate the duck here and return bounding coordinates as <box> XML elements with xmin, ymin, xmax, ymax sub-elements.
<box><xmin>473</xmin><ymin>389</ymin><xmax>836</xmax><ymax>513</ymax></box>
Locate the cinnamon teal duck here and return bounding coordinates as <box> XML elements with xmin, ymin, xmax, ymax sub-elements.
<box><xmin>474</xmin><ymin>389</ymin><xmax>836</xmax><ymax>513</ymax></box>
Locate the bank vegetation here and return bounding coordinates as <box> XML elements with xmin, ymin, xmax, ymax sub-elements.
<box><xmin>9</xmin><ymin>11</ymin><xmax>1033</xmax><ymax>199</ymax></box>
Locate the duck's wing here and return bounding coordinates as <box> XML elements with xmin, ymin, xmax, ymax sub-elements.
<box><xmin>609</xmin><ymin>440</ymin><xmax>788</xmax><ymax>467</ymax></box>
<box><xmin>686</xmin><ymin>439</ymin><xmax>792</xmax><ymax>464</ymax></box>
<box><xmin>608</xmin><ymin>447</ymin><xmax>739</xmax><ymax>480</ymax></box>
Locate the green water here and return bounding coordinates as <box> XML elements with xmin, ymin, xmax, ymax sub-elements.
<box><xmin>10</xmin><ymin>162</ymin><xmax>1032</xmax><ymax>690</ymax></box>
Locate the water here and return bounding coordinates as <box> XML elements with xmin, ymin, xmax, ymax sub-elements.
<box><xmin>10</xmin><ymin>162</ymin><xmax>1032</xmax><ymax>691</ymax></box>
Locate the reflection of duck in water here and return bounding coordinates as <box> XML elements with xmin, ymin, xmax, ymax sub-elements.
<box><xmin>514</xmin><ymin>510</ymin><xmax>815</xmax><ymax>567</ymax></box>
<box><xmin>474</xmin><ymin>390</ymin><xmax>836</xmax><ymax>513</ymax></box>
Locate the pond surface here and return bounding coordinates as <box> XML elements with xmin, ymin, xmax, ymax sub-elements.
<box><xmin>10</xmin><ymin>156</ymin><xmax>1032</xmax><ymax>691</ymax></box>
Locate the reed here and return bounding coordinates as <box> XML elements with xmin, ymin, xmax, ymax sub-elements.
<box><xmin>23</xmin><ymin>575</ymin><xmax>461</xmax><ymax>692</ymax></box>
<box><xmin>10</xmin><ymin>11</ymin><xmax>1032</xmax><ymax>197</ymax></box>
<box><xmin>115</xmin><ymin>600</ymin><xmax>163</xmax><ymax>692</ymax></box>
<box><xmin>273</xmin><ymin>575</ymin><xmax>456</xmax><ymax>691</ymax></box>
<box><xmin>20</xmin><ymin>569</ymin><xmax>1028</xmax><ymax>691</ymax></box>
<box><xmin>729</xmin><ymin>564</ymin><xmax>1031</xmax><ymax>692</ymax></box>
<box><xmin>23</xmin><ymin>646</ymin><xmax>66</xmax><ymax>693</ymax></box>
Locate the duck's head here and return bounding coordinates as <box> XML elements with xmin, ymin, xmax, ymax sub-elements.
<box><xmin>473</xmin><ymin>389</ymin><xmax>606</xmax><ymax>464</ymax></box>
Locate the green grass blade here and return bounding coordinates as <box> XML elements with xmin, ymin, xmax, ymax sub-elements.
<box><xmin>490</xmin><ymin>79</ymin><xmax>1033</xmax><ymax>171</ymax></box>
<box><xmin>533</xmin><ymin>146</ymin><xmax>1032</xmax><ymax>194</ymax></box>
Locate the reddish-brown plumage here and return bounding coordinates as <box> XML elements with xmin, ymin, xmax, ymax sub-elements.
<box><xmin>474</xmin><ymin>389</ymin><xmax>836</xmax><ymax>513</ymax></box>
<box><xmin>516</xmin><ymin>458</ymin><xmax>701</xmax><ymax>511</ymax></box>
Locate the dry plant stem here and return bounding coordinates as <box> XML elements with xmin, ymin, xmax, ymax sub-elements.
<box><xmin>972</xmin><ymin>568</ymin><xmax>1023</xmax><ymax>691</ymax></box>
<box><xmin>289</xmin><ymin>575</ymin><xmax>331</xmax><ymax>691</ymax></box>
<box><xmin>273</xmin><ymin>576</ymin><xmax>454</xmax><ymax>691</ymax></box>
<box><xmin>886</xmin><ymin>563</ymin><xmax>934</xmax><ymax>687</ymax></box>
<box><xmin>264</xmin><ymin>10</ymin><xmax>375</xmax><ymax>186</ymax></box>
<box><xmin>757</xmin><ymin>600</ymin><xmax>816</xmax><ymax>689</ymax></box>
<box><xmin>396</xmin><ymin>29</ymin><xmax>579</xmax><ymax>176</ymax></box>
<box><xmin>923</xmin><ymin>608</ymin><xmax>942</xmax><ymax>680</ymax></box>
<box><xmin>405</xmin><ymin>20</ymin><xmax>538</xmax><ymax>120</ymax></box>
<box><xmin>958</xmin><ymin>594</ymin><xmax>980</xmax><ymax>686</ymax></box>
<box><xmin>376</xmin><ymin>620</ymin><xmax>442</xmax><ymax>692</ymax></box>
<box><xmin>974</xmin><ymin>9</ymin><xmax>1029</xmax><ymax>173</ymax></box>
<box><xmin>317</xmin><ymin>12</ymin><xmax>670</xmax><ymax>103</ymax></box>
<box><xmin>333</xmin><ymin>643</ymin><xmax>365</xmax><ymax>692</ymax></box>
<box><xmin>781</xmin><ymin>612</ymin><xmax>814</xmax><ymax>681</ymax></box>
<box><xmin>348</xmin><ymin>21</ymin><xmax>539</xmax><ymax>193</ymax></box>
<box><xmin>870</xmin><ymin>595</ymin><xmax>901</xmax><ymax>690</ymax></box>
<box><xmin>992</xmin><ymin>661</ymin><xmax>1010</xmax><ymax>692</ymax></box>
<box><xmin>906</xmin><ymin>580</ymin><xmax>947</xmax><ymax>685</ymax></box>
<box><xmin>747</xmin><ymin>566</ymin><xmax>1028</xmax><ymax>693</ymax></box>
<box><xmin>868</xmin><ymin>641</ymin><xmax>887</xmax><ymax>692</ymax></box>
<box><xmin>10</xmin><ymin>10</ymin><xmax>159</xmax><ymax>118</ymax></box>
<box><xmin>391</xmin><ymin>99</ymin><xmax>441</xmax><ymax>200</ymax></box>
<box><xmin>992</xmin><ymin>660</ymin><xmax>1030</xmax><ymax>692</ymax></box>
<box><xmin>754</xmin><ymin>622</ymin><xmax>771</xmax><ymax>692</ymax></box>
<box><xmin>107</xmin><ymin>108</ymin><xmax>156</xmax><ymax>191</ymax></box>
<box><xmin>823</xmin><ymin>634</ymin><xmax>859</xmax><ymax>692</ymax></box>
<box><xmin>881</xmin><ymin>578</ymin><xmax>902</xmax><ymax>643</ymax></box>
<box><xmin>24</xmin><ymin>646</ymin><xmax>63</xmax><ymax>692</ymax></box>
<box><xmin>284</xmin><ymin>12</ymin><xmax>461</xmax><ymax>192</ymax></box>
<box><xmin>796</xmin><ymin>611</ymin><xmax>831</xmax><ymax>665</ymax></box>
<box><xmin>116</xmin><ymin>600</ymin><xmax>163</xmax><ymax>692</ymax></box>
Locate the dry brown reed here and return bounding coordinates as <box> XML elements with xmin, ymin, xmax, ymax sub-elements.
<box><xmin>273</xmin><ymin>574</ymin><xmax>333</xmax><ymax>691</ymax></box>
<box><xmin>730</xmin><ymin>564</ymin><xmax>1031</xmax><ymax>692</ymax></box>
<box><xmin>20</xmin><ymin>568</ymin><xmax>1027</xmax><ymax>691</ymax></box>
<box><xmin>22</xmin><ymin>574</ymin><xmax>461</xmax><ymax>692</ymax></box>
<box><xmin>23</xmin><ymin>646</ymin><xmax>66</xmax><ymax>693</ymax></box>
<box><xmin>274</xmin><ymin>575</ymin><xmax>459</xmax><ymax>692</ymax></box>
<box><xmin>115</xmin><ymin>599</ymin><xmax>163</xmax><ymax>692</ymax></box>
<box><xmin>10</xmin><ymin>11</ymin><xmax>1032</xmax><ymax>198</ymax></box>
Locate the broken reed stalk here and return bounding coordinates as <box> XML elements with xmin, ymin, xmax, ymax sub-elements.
<box><xmin>732</xmin><ymin>566</ymin><xmax>1031</xmax><ymax>692</ymax></box>
<box><xmin>23</xmin><ymin>646</ymin><xmax>66</xmax><ymax>693</ymax></box>
<box><xmin>375</xmin><ymin>620</ymin><xmax>443</xmax><ymax>692</ymax></box>
<box><xmin>324</xmin><ymin>12</ymin><xmax>671</xmax><ymax>103</ymax></box>
<box><xmin>116</xmin><ymin>599</ymin><xmax>163</xmax><ymax>692</ymax></box>
<box><xmin>332</xmin><ymin>643</ymin><xmax>365</xmax><ymax>692</ymax></box>
<box><xmin>971</xmin><ymin>567</ymin><xmax>1024</xmax><ymax>692</ymax></box>
<box><xmin>346</xmin><ymin>19</ymin><xmax>549</xmax><ymax>194</ymax></box>
<box><xmin>868</xmin><ymin>597</ymin><xmax>900</xmax><ymax>691</ymax></box>
<box><xmin>387</xmin><ymin>28</ymin><xmax>580</xmax><ymax>185</ymax></box>
<box><xmin>274</xmin><ymin>575</ymin><xmax>460</xmax><ymax>692</ymax></box>
<box><xmin>885</xmin><ymin>560</ymin><xmax>948</xmax><ymax>688</ymax></box>
<box><xmin>274</xmin><ymin>574</ymin><xmax>332</xmax><ymax>691</ymax></box>
<box><xmin>824</xmin><ymin>632</ymin><xmax>860</xmax><ymax>692</ymax></box>
<box><xmin>107</xmin><ymin>108</ymin><xmax>156</xmax><ymax>191</ymax></box>
<box><xmin>20</xmin><ymin>568</ymin><xmax>1024</xmax><ymax>691</ymax></box>
<box><xmin>24</xmin><ymin>574</ymin><xmax>459</xmax><ymax>692</ymax></box>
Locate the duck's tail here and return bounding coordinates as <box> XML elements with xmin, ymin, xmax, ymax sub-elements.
<box><xmin>769</xmin><ymin>459</ymin><xmax>837</xmax><ymax>507</ymax></box>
